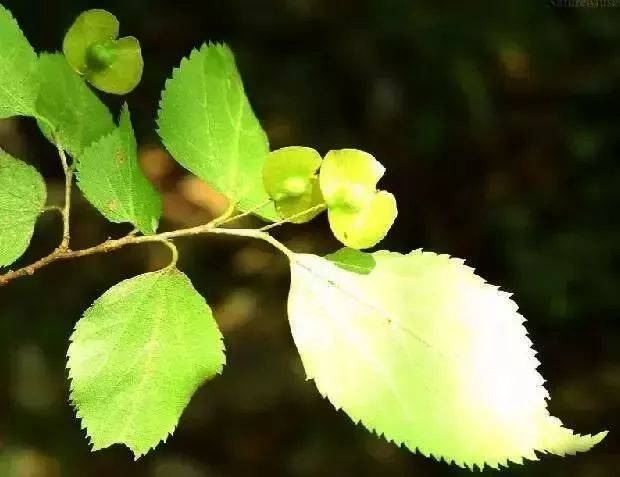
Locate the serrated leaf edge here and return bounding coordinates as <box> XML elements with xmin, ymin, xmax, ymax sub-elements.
<box><xmin>66</xmin><ymin>268</ymin><xmax>226</xmax><ymax>458</ymax></box>
<box><xmin>75</xmin><ymin>108</ymin><xmax>161</xmax><ymax>234</ymax></box>
<box><xmin>155</xmin><ymin>42</ymin><xmax>276</xmax><ymax>221</ymax></box>
<box><xmin>290</xmin><ymin>249</ymin><xmax>607</xmax><ymax>470</ymax></box>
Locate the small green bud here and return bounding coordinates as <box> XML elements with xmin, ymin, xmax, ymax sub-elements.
<box><xmin>282</xmin><ymin>176</ymin><xmax>310</xmax><ymax>197</ymax></box>
<box><xmin>263</xmin><ymin>147</ymin><xmax>325</xmax><ymax>224</ymax></box>
<box><xmin>327</xmin><ymin>183</ymin><xmax>373</xmax><ymax>212</ymax></box>
<box><xmin>320</xmin><ymin>149</ymin><xmax>397</xmax><ymax>249</ymax></box>
<box><xmin>86</xmin><ymin>41</ymin><xmax>117</xmax><ymax>71</ymax></box>
<box><xmin>63</xmin><ymin>9</ymin><xmax>143</xmax><ymax>95</ymax></box>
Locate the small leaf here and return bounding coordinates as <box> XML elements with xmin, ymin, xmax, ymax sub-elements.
<box><xmin>325</xmin><ymin>247</ymin><xmax>376</xmax><ymax>274</ymax></box>
<box><xmin>76</xmin><ymin>104</ymin><xmax>162</xmax><ymax>234</ymax></box>
<box><xmin>63</xmin><ymin>9</ymin><xmax>143</xmax><ymax>95</ymax></box>
<box><xmin>319</xmin><ymin>149</ymin><xmax>397</xmax><ymax>249</ymax></box>
<box><xmin>288</xmin><ymin>250</ymin><xmax>607</xmax><ymax>469</ymax></box>
<box><xmin>68</xmin><ymin>268</ymin><xmax>225</xmax><ymax>458</ymax></box>
<box><xmin>263</xmin><ymin>146</ymin><xmax>324</xmax><ymax>223</ymax></box>
<box><xmin>0</xmin><ymin>149</ymin><xmax>46</xmax><ymax>267</ymax></box>
<box><xmin>36</xmin><ymin>53</ymin><xmax>115</xmax><ymax>157</ymax></box>
<box><xmin>157</xmin><ymin>43</ymin><xmax>277</xmax><ymax>221</ymax></box>
<box><xmin>0</xmin><ymin>5</ymin><xmax>39</xmax><ymax>118</ymax></box>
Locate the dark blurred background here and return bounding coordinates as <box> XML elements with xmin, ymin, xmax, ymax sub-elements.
<box><xmin>0</xmin><ymin>0</ymin><xmax>618</xmax><ymax>476</ymax></box>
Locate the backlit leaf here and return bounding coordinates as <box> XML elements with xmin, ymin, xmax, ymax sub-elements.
<box><xmin>287</xmin><ymin>250</ymin><xmax>607</xmax><ymax>469</ymax></box>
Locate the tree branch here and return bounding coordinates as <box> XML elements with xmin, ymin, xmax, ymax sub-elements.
<box><xmin>0</xmin><ymin>224</ymin><xmax>293</xmax><ymax>288</ymax></box>
<box><xmin>0</xmin><ymin>197</ymin><xmax>317</xmax><ymax>288</ymax></box>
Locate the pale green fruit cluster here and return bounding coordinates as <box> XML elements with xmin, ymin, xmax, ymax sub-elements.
<box><xmin>263</xmin><ymin>147</ymin><xmax>325</xmax><ymax>224</ymax></box>
<box><xmin>63</xmin><ymin>9</ymin><xmax>143</xmax><ymax>95</ymax></box>
<box><xmin>263</xmin><ymin>147</ymin><xmax>398</xmax><ymax>249</ymax></box>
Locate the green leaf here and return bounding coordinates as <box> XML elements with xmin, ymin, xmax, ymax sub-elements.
<box><xmin>263</xmin><ymin>146</ymin><xmax>324</xmax><ymax>223</ymax></box>
<box><xmin>76</xmin><ymin>104</ymin><xmax>162</xmax><ymax>234</ymax></box>
<box><xmin>319</xmin><ymin>149</ymin><xmax>397</xmax><ymax>249</ymax></box>
<box><xmin>0</xmin><ymin>5</ymin><xmax>39</xmax><ymax>118</ymax></box>
<box><xmin>288</xmin><ymin>250</ymin><xmax>607</xmax><ymax>469</ymax></box>
<box><xmin>0</xmin><ymin>149</ymin><xmax>46</xmax><ymax>267</ymax></box>
<box><xmin>36</xmin><ymin>53</ymin><xmax>115</xmax><ymax>157</ymax></box>
<box><xmin>63</xmin><ymin>9</ymin><xmax>143</xmax><ymax>95</ymax></box>
<box><xmin>157</xmin><ymin>43</ymin><xmax>277</xmax><ymax>221</ymax></box>
<box><xmin>325</xmin><ymin>247</ymin><xmax>376</xmax><ymax>274</ymax></box>
<box><xmin>68</xmin><ymin>268</ymin><xmax>225</xmax><ymax>458</ymax></box>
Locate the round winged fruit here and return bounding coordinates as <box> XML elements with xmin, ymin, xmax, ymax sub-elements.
<box><xmin>320</xmin><ymin>149</ymin><xmax>397</xmax><ymax>250</ymax></box>
<box><xmin>63</xmin><ymin>9</ymin><xmax>143</xmax><ymax>95</ymax></box>
<box><xmin>263</xmin><ymin>146</ymin><xmax>325</xmax><ymax>223</ymax></box>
